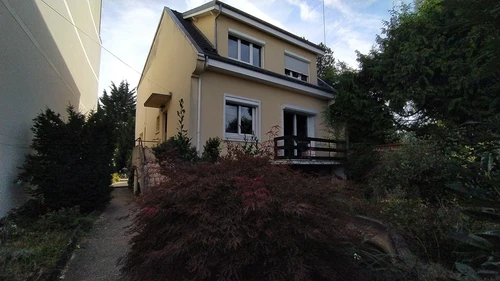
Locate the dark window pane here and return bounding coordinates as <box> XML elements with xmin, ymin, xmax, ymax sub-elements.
<box><xmin>252</xmin><ymin>45</ymin><xmax>261</xmax><ymax>67</ymax></box>
<box><xmin>240</xmin><ymin>105</ymin><xmax>253</xmax><ymax>134</ymax></box>
<box><xmin>300</xmin><ymin>75</ymin><xmax>308</xmax><ymax>81</ymax></box>
<box><xmin>292</xmin><ymin>71</ymin><xmax>299</xmax><ymax>78</ymax></box>
<box><xmin>228</xmin><ymin>36</ymin><xmax>238</xmax><ymax>59</ymax></box>
<box><xmin>296</xmin><ymin>114</ymin><xmax>308</xmax><ymax>137</ymax></box>
<box><xmin>285</xmin><ymin>69</ymin><xmax>291</xmax><ymax>76</ymax></box>
<box><xmin>284</xmin><ymin>111</ymin><xmax>294</xmax><ymax>136</ymax></box>
<box><xmin>241</xmin><ymin>41</ymin><xmax>250</xmax><ymax>63</ymax></box>
<box><xmin>225</xmin><ymin>104</ymin><xmax>238</xmax><ymax>133</ymax></box>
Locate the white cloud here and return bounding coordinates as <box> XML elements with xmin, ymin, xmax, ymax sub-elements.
<box><xmin>287</xmin><ymin>0</ymin><xmax>320</xmax><ymax>22</ymax></box>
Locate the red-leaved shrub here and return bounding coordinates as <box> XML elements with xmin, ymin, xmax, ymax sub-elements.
<box><xmin>121</xmin><ymin>147</ymin><xmax>367</xmax><ymax>281</ymax></box>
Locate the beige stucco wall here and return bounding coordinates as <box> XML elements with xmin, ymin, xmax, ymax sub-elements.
<box><xmin>135</xmin><ymin>9</ymin><xmax>200</xmax><ymax>146</ymax></box>
<box><xmin>192</xmin><ymin>13</ymin><xmax>216</xmax><ymax>45</ymax></box>
<box><xmin>0</xmin><ymin>0</ymin><xmax>102</xmax><ymax>218</ymax></box>
<box><xmin>198</xmin><ymin>71</ymin><xmax>330</xmax><ymax>148</ymax></box>
<box><xmin>216</xmin><ymin>15</ymin><xmax>318</xmax><ymax>85</ymax></box>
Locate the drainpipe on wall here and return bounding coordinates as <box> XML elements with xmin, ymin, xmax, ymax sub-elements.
<box><xmin>194</xmin><ymin>54</ymin><xmax>207</xmax><ymax>156</ymax></box>
<box><xmin>197</xmin><ymin>73</ymin><xmax>202</xmax><ymax>156</ymax></box>
<box><xmin>214</xmin><ymin>2</ymin><xmax>222</xmax><ymax>50</ymax></box>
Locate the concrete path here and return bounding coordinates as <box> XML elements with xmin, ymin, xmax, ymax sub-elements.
<box><xmin>61</xmin><ymin>184</ymin><xmax>135</xmax><ymax>281</ymax></box>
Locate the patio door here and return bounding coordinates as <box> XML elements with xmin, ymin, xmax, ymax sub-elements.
<box><xmin>283</xmin><ymin>111</ymin><xmax>309</xmax><ymax>157</ymax></box>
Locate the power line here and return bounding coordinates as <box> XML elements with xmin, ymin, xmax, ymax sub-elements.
<box><xmin>38</xmin><ymin>0</ymin><xmax>171</xmax><ymax>93</ymax></box>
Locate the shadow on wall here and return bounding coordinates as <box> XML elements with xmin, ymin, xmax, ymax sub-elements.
<box><xmin>0</xmin><ymin>0</ymin><xmax>84</xmax><ymax>217</ymax></box>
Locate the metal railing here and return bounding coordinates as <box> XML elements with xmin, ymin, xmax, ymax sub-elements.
<box><xmin>274</xmin><ymin>136</ymin><xmax>347</xmax><ymax>161</ymax></box>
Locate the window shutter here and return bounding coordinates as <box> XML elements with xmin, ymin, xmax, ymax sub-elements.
<box><xmin>285</xmin><ymin>55</ymin><xmax>309</xmax><ymax>75</ymax></box>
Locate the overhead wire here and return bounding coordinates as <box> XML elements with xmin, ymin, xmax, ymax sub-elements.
<box><xmin>38</xmin><ymin>0</ymin><xmax>171</xmax><ymax>93</ymax></box>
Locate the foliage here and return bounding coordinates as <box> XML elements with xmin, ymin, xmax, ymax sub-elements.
<box><xmin>100</xmin><ymin>81</ymin><xmax>136</xmax><ymax>172</ymax></box>
<box><xmin>0</xmin><ymin>207</ymin><xmax>96</xmax><ymax>281</ymax></box>
<box><xmin>361</xmin><ymin>0</ymin><xmax>499</xmax><ymax>138</ymax></box>
<box><xmin>447</xmin><ymin>147</ymin><xmax>500</xmax><ymax>279</ymax></box>
<box><xmin>316</xmin><ymin>43</ymin><xmax>335</xmax><ymax>79</ymax></box>
<box><xmin>344</xmin><ymin>143</ymin><xmax>380</xmax><ymax>182</ymax></box>
<box><xmin>379</xmin><ymin>198</ymin><xmax>478</xmax><ymax>266</ymax></box>
<box><xmin>201</xmin><ymin>137</ymin><xmax>221</xmax><ymax>163</ymax></box>
<box><xmin>320</xmin><ymin>59</ymin><xmax>396</xmax><ymax>145</ymax></box>
<box><xmin>368</xmin><ymin>139</ymin><xmax>456</xmax><ymax>201</ymax></box>
<box><xmin>18</xmin><ymin>106</ymin><xmax>115</xmax><ymax>212</ymax></box>
<box><xmin>112</xmin><ymin>173</ymin><xmax>121</xmax><ymax>183</ymax></box>
<box><xmin>152</xmin><ymin>99</ymin><xmax>197</xmax><ymax>162</ymax></box>
<box><xmin>121</xmin><ymin>148</ymin><xmax>374</xmax><ymax>281</ymax></box>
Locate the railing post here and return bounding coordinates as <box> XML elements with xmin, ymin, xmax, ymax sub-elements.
<box><xmin>274</xmin><ymin>137</ymin><xmax>278</xmax><ymax>159</ymax></box>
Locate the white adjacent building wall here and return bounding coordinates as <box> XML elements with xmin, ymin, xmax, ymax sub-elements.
<box><xmin>0</xmin><ymin>0</ymin><xmax>102</xmax><ymax>217</ymax></box>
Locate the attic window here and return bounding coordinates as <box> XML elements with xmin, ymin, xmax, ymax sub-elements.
<box><xmin>284</xmin><ymin>51</ymin><xmax>310</xmax><ymax>82</ymax></box>
<box><xmin>228</xmin><ymin>34</ymin><xmax>262</xmax><ymax>67</ymax></box>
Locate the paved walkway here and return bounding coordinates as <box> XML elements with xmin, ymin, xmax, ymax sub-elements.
<box><xmin>61</xmin><ymin>183</ymin><xmax>135</xmax><ymax>281</ymax></box>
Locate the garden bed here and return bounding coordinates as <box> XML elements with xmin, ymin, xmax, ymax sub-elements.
<box><xmin>0</xmin><ymin>204</ymin><xmax>97</xmax><ymax>281</ymax></box>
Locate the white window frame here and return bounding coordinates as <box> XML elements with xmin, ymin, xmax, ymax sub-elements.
<box><xmin>284</xmin><ymin>50</ymin><xmax>310</xmax><ymax>82</ymax></box>
<box><xmin>223</xmin><ymin>94</ymin><xmax>261</xmax><ymax>141</ymax></box>
<box><xmin>281</xmin><ymin>105</ymin><xmax>317</xmax><ymax>156</ymax></box>
<box><xmin>228</xmin><ymin>29</ymin><xmax>264</xmax><ymax>68</ymax></box>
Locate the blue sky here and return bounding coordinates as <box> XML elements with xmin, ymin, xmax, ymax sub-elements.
<box><xmin>99</xmin><ymin>0</ymin><xmax>409</xmax><ymax>94</ymax></box>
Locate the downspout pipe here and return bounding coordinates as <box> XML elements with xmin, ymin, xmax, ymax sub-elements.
<box><xmin>214</xmin><ymin>2</ymin><xmax>222</xmax><ymax>50</ymax></box>
<box><xmin>193</xmin><ymin>54</ymin><xmax>207</xmax><ymax>156</ymax></box>
<box><xmin>197</xmin><ymin>73</ymin><xmax>202</xmax><ymax>156</ymax></box>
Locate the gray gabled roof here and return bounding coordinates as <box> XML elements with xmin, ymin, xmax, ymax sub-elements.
<box><xmin>168</xmin><ymin>8</ymin><xmax>335</xmax><ymax>94</ymax></box>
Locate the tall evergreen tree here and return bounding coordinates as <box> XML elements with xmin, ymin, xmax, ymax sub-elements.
<box><xmin>363</xmin><ymin>0</ymin><xmax>499</xmax><ymax>139</ymax></box>
<box><xmin>100</xmin><ymin>81</ymin><xmax>136</xmax><ymax>172</ymax></box>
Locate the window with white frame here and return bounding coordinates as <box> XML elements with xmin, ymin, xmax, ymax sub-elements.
<box><xmin>224</xmin><ymin>95</ymin><xmax>260</xmax><ymax>140</ymax></box>
<box><xmin>284</xmin><ymin>51</ymin><xmax>310</xmax><ymax>82</ymax></box>
<box><xmin>228</xmin><ymin>34</ymin><xmax>262</xmax><ymax>67</ymax></box>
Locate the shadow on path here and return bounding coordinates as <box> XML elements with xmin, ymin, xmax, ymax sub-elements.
<box><xmin>61</xmin><ymin>186</ymin><xmax>135</xmax><ymax>281</ymax></box>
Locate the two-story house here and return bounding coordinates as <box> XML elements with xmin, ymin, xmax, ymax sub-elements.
<box><xmin>136</xmin><ymin>1</ymin><xmax>342</xmax><ymax>161</ymax></box>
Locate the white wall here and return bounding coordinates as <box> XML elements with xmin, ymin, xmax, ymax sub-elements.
<box><xmin>0</xmin><ymin>0</ymin><xmax>102</xmax><ymax>217</ymax></box>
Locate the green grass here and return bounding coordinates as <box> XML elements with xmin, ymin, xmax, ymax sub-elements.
<box><xmin>0</xmin><ymin>206</ymin><xmax>97</xmax><ymax>281</ymax></box>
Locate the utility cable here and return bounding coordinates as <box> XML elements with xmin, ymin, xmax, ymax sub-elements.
<box><xmin>38</xmin><ymin>0</ymin><xmax>171</xmax><ymax>93</ymax></box>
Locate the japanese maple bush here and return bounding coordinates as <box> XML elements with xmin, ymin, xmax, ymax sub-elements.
<box><xmin>121</xmin><ymin>147</ymin><xmax>367</xmax><ymax>281</ymax></box>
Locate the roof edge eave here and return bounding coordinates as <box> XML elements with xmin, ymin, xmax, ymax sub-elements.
<box><xmin>182</xmin><ymin>1</ymin><xmax>324</xmax><ymax>55</ymax></box>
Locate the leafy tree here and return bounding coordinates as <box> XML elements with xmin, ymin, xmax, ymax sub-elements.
<box><xmin>19</xmin><ymin>106</ymin><xmax>115</xmax><ymax>212</ymax></box>
<box><xmin>363</xmin><ymin>0</ymin><xmax>499</xmax><ymax>139</ymax></box>
<box><xmin>324</xmin><ymin>61</ymin><xmax>396</xmax><ymax>144</ymax></box>
<box><xmin>316</xmin><ymin>43</ymin><xmax>335</xmax><ymax>80</ymax></box>
<box><xmin>100</xmin><ymin>81</ymin><xmax>136</xmax><ymax>172</ymax></box>
<box><xmin>317</xmin><ymin>42</ymin><xmax>395</xmax><ymax>145</ymax></box>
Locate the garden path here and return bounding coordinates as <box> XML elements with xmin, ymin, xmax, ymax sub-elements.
<box><xmin>61</xmin><ymin>183</ymin><xmax>135</xmax><ymax>281</ymax></box>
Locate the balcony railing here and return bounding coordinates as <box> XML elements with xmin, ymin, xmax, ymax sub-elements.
<box><xmin>274</xmin><ymin>136</ymin><xmax>347</xmax><ymax>162</ymax></box>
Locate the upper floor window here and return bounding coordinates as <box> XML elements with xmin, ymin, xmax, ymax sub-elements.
<box><xmin>228</xmin><ymin>34</ymin><xmax>262</xmax><ymax>67</ymax></box>
<box><xmin>284</xmin><ymin>51</ymin><xmax>310</xmax><ymax>82</ymax></box>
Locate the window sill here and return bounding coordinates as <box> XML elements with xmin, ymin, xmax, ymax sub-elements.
<box><xmin>228</xmin><ymin>56</ymin><xmax>261</xmax><ymax>68</ymax></box>
<box><xmin>224</xmin><ymin>134</ymin><xmax>259</xmax><ymax>142</ymax></box>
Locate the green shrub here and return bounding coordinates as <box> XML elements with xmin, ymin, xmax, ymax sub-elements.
<box><xmin>368</xmin><ymin>139</ymin><xmax>456</xmax><ymax>201</ymax></box>
<box><xmin>345</xmin><ymin>143</ymin><xmax>380</xmax><ymax>182</ymax></box>
<box><xmin>201</xmin><ymin>137</ymin><xmax>221</xmax><ymax>162</ymax></box>
<box><xmin>111</xmin><ymin>173</ymin><xmax>121</xmax><ymax>183</ymax></box>
<box><xmin>18</xmin><ymin>106</ymin><xmax>115</xmax><ymax>212</ymax></box>
<box><xmin>121</xmin><ymin>151</ymin><xmax>371</xmax><ymax>281</ymax></box>
<box><xmin>379</xmin><ymin>198</ymin><xmax>478</xmax><ymax>266</ymax></box>
<box><xmin>0</xmin><ymin>207</ymin><xmax>96</xmax><ymax>281</ymax></box>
